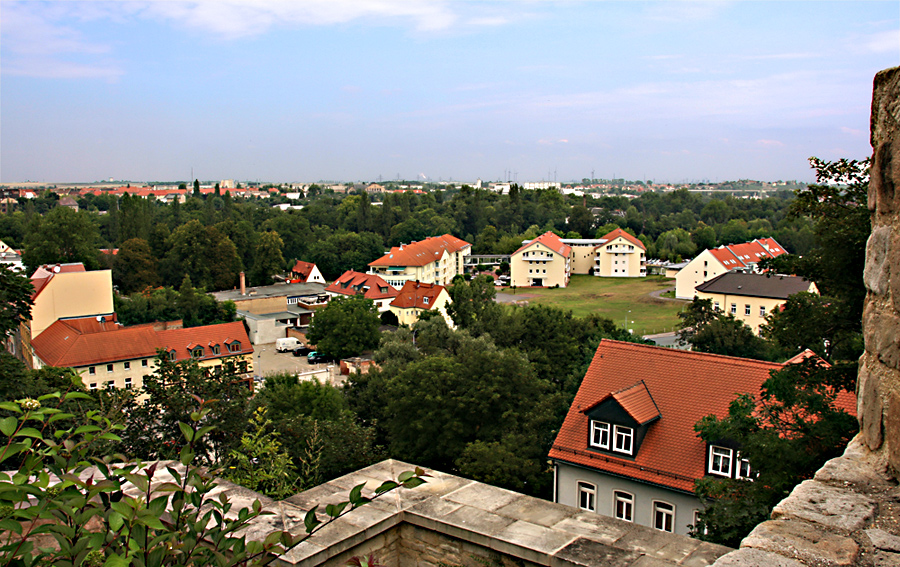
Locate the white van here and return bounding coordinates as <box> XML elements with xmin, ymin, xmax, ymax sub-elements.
<box><xmin>275</xmin><ymin>337</ymin><xmax>301</xmax><ymax>352</ymax></box>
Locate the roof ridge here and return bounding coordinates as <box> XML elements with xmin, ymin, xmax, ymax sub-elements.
<box><xmin>599</xmin><ymin>339</ymin><xmax>782</xmax><ymax>367</ymax></box>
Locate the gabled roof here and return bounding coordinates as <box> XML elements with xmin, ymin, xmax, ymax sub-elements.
<box><xmin>32</xmin><ymin>318</ymin><xmax>252</xmax><ymax>368</ymax></box>
<box><xmin>390</xmin><ymin>281</ymin><xmax>447</xmax><ymax>310</ymax></box>
<box><xmin>705</xmin><ymin>238</ymin><xmax>787</xmax><ymax>271</ymax></box>
<box><xmin>596</xmin><ymin>228</ymin><xmax>645</xmax><ymax>250</ymax></box>
<box><xmin>584</xmin><ymin>381</ymin><xmax>660</xmax><ymax>425</ymax></box>
<box><xmin>695</xmin><ymin>272</ymin><xmax>814</xmax><ymax>299</ymax></box>
<box><xmin>512</xmin><ymin>232</ymin><xmax>572</xmax><ymax>258</ymax></box>
<box><xmin>291</xmin><ymin>261</ymin><xmax>318</xmax><ymax>282</ymax></box>
<box><xmin>31</xmin><ymin>263</ymin><xmax>87</xmax><ymax>299</ymax></box>
<box><xmin>549</xmin><ymin>340</ymin><xmax>855</xmax><ymax>493</ymax></box>
<box><xmin>368</xmin><ymin>235</ymin><xmax>471</xmax><ymax>267</ymax></box>
<box><xmin>325</xmin><ymin>271</ymin><xmax>399</xmax><ymax>300</ymax></box>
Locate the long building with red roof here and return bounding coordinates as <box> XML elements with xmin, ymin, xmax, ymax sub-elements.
<box><xmin>675</xmin><ymin>238</ymin><xmax>788</xmax><ymax>299</ymax></box>
<box><xmin>549</xmin><ymin>339</ymin><xmax>855</xmax><ymax>536</ymax></box>
<box><xmin>367</xmin><ymin>234</ymin><xmax>471</xmax><ymax>289</ymax></box>
<box><xmin>325</xmin><ymin>271</ymin><xmax>400</xmax><ymax>312</ymax></box>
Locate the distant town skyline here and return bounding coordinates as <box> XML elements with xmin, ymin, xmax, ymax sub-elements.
<box><xmin>2</xmin><ymin>1</ymin><xmax>898</xmax><ymax>184</ymax></box>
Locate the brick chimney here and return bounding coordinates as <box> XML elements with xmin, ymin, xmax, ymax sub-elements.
<box><xmin>240</xmin><ymin>271</ymin><xmax>246</xmax><ymax>296</ymax></box>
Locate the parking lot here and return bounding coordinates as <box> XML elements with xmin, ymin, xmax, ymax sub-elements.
<box><xmin>252</xmin><ymin>344</ymin><xmax>341</xmax><ymax>384</ymax></box>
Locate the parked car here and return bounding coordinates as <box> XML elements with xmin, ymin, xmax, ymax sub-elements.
<box><xmin>307</xmin><ymin>351</ymin><xmax>335</xmax><ymax>364</ymax></box>
<box><xmin>292</xmin><ymin>346</ymin><xmax>313</xmax><ymax>357</ymax></box>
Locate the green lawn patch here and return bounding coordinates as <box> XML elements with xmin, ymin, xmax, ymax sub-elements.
<box><xmin>500</xmin><ymin>275</ymin><xmax>687</xmax><ymax>336</ymax></box>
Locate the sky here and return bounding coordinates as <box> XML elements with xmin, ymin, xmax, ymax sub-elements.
<box><xmin>1</xmin><ymin>1</ymin><xmax>898</xmax><ymax>185</ymax></box>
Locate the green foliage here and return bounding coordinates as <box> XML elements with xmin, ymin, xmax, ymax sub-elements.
<box><xmin>677</xmin><ymin>298</ymin><xmax>773</xmax><ymax>360</ymax></box>
<box><xmin>306</xmin><ymin>295</ymin><xmax>381</xmax><ymax>359</ymax></box>
<box><xmin>250</xmin><ymin>231</ymin><xmax>285</xmax><ymax>287</ymax></box>
<box><xmin>113</xmin><ymin>238</ymin><xmax>160</xmax><ymax>294</ymax></box>
<box><xmin>161</xmin><ymin>220</ymin><xmax>242</xmax><ymax>290</ymax></box>
<box><xmin>22</xmin><ymin>207</ymin><xmax>102</xmax><ymax>272</ymax></box>
<box><xmin>115</xmin><ymin>285</ymin><xmax>236</xmax><ymax>328</ymax></box>
<box><xmin>0</xmin><ymin>265</ymin><xmax>33</xmax><ymax>337</ymax></box>
<box><xmin>222</xmin><ymin>407</ymin><xmax>297</xmax><ymax>499</ymax></box>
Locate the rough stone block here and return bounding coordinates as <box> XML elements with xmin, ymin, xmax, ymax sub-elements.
<box><xmin>494</xmin><ymin>496</ymin><xmax>574</xmax><ymax>527</ymax></box>
<box><xmin>889</xmin><ymin>392</ymin><xmax>900</xmax><ymax>474</ymax></box>
<box><xmin>552</xmin><ymin>537</ymin><xmax>641</xmax><ymax>567</ymax></box>
<box><xmin>615</xmin><ymin>527</ymin><xmax>691</xmax><ymax>557</ymax></box>
<box><xmin>864</xmin><ymin>308</ymin><xmax>900</xmax><ymax>370</ymax></box>
<box><xmin>492</xmin><ymin>520</ymin><xmax>577</xmax><ymax>563</ymax></box>
<box><xmin>772</xmin><ymin>479</ymin><xmax>876</xmax><ymax>531</ymax></box>
<box><xmin>443</xmin><ymin>482</ymin><xmax>520</xmax><ymax>512</ymax></box>
<box><xmin>742</xmin><ymin>519</ymin><xmax>859</xmax><ymax>565</ymax></box>
<box><xmin>550</xmin><ymin>513</ymin><xmax>632</xmax><ymax>546</ymax></box>
<box><xmin>866</xmin><ymin>226</ymin><xmax>893</xmax><ymax>295</ymax></box>
<box><xmin>680</xmin><ymin>542</ymin><xmax>735</xmax><ymax>567</ymax></box>
<box><xmin>816</xmin><ymin>434</ymin><xmax>891</xmax><ymax>488</ymax></box>
<box><xmin>874</xmin><ymin>550</ymin><xmax>900</xmax><ymax>566</ymax></box>
<box><xmin>857</xmin><ymin>355</ymin><xmax>885</xmax><ymax>450</ymax></box>
<box><xmin>709</xmin><ymin>548</ymin><xmax>806</xmax><ymax>567</ymax></box>
<box><xmin>868</xmin><ymin>528</ymin><xmax>900</xmax><ymax>552</ymax></box>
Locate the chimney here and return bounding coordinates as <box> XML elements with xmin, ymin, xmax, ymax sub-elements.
<box><xmin>240</xmin><ymin>272</ymin><xmax>246</xmax><ymax>296</ymax></box>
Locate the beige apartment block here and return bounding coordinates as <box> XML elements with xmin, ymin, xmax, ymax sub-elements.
<box><xmin>694</xmin><ymin>272</ymin><xmax>818</xmax><ymax>335</ymax></box>
<box><xmin>388</xmin><ymin>281</ymin><xmax>454</xmax><ymax>328</ymax></box>
<box><xmin>674</xmin><ymin>238</ymin><xmax>787</xmax><ymax>299</ymax></box>
<box><xmin>593</xmin><ymin>228</ymin><xmax>647</xmax><ymax>277</ymax></box>
<box><xmin>368</xmin><ymin>235</ymin><xmax>471</xmax><ymax>289</ymax></box>
<box><xmin>510</xmin><ymin>231</ymin><xmax>572</xmax><ymax>288</ymax></box>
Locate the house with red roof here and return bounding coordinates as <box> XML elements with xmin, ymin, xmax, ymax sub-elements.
<box><xmin>549</xmin><ymin>340</ymin><xmax>854</xmax><ymax>536</ymax></box>
<box><xmin>367</xmin><ymin>234</ymin><xmax>471</xmax><ymax>289</ymax></box>
<box><xmin>325</xmin><ymin>271</ymin><xmax>399</xmax><ymax>312</ymax></box>
<box><xmin>388</xmin><ymin>281</ymin><xmax>453</xmax><ymax>328</ymax></box>
<box><xmin>31</xmin><ymin>318</ymin><xmax>253</xmax><ymax>393</ymax></box>
<box><xmin>510</xmin><ymin>231</ymin><xmax>573</xmax><ymax>287</ymax></box>
<box><xmin>675</xmin><ymin>238</ymin><xmax>787</xmax><ymax>299</ymax></box>
<box><xmin>289</xmin><ymin>261</ymin><xmax>325</xmax><ymax>284</ymax></box>
<box><xmin>592</xmin><ymin>228</ymin><xmax>647</xmax><ymax>277</ymax></box>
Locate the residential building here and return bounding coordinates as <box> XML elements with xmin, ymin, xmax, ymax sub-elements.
<box><xmin>211</xmin><ymin>279</ymin><xmax>329</xmax><ymax>316</ymax></box>
<box><xmin>562</xmin><ymin>239</ymin><xmax>609</xmax><ymax>275</ymax></box>
<box><xmin>325</xmin><ymin>271</ymin><xmax>399</xmax><ymax>312</ymax></box>
<box><xmin>30</xmin><ymin>318</ymin><xmax>253</xmax><ymax>393</ymax></box>
<box><xmin>550</xmin><ymin>340</ymin><xmax>855</xmax><ymax>536</ymax></box>
<box><xmin>289</xmin><ymin>261</ymin><xmax>325</xmax><ymax>284</ymax></box>
<box><xmin>57</xmin><ymin>196</ymin><xmax>79</xmax><ymax>211</ymax></box>
<box><xmin>694</xmin><ymin>272</ymin><xmax>818</xmax><ymax>334</ymax></box>
<box><xmin>591</xmin><ymin>228</ymin><xmax>647</xmax><ymax>277</ymax></box>
<box><xmin>367</xmin><ymin>234</ymin><xmax>471</xmax><ymax>289</ymax></box>
<box><xmin>388</xmin><ymin>281</ymin><xmax>454</xmax><ymax>328</ymax></box>
<box><xmin>674</xmin><ymin>238</ymin><xmax>787</xmax><ymax>300</ymax></box>
<box><xmin>509</xmin><ymin>231</ymin><xmax>572</xmax><ymax>288</ymax></box>
<box><xmin>0</xmin><ymin>239</ymin><xmax>24</xmax><ymax>272</ymax></box>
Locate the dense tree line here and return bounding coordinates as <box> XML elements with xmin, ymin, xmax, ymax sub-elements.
<box><xmin>1</xmin><ymin>182</ymin><xmax>810</xmax><ymax>294</ymax></box>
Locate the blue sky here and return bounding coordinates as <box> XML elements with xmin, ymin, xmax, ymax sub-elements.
<box><xmin>2</xmin><ymin>1</ymin><xmax>897</xmax><ymax>184</ymax></box>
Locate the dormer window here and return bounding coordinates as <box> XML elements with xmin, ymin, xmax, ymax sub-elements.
<box><xmin>168</xmin><ymin>349</ymin><xmax>177</xmax><ymax>361</ymax></box>
<box><xmin>228</xmin><ymin>341</ymin><xmax>241</xmax><ymax>353</ymax></box>
<box><xmin>423</xmin><ymin>297</ymin><xmax>429</xmax><ymax>305</ymax></box>
<box><xmin>614</xmin><ymin>425</ymin><xmax>633</xmax><ymax>454</ymax></box>
<box><xmin>590</xmin><ymin>421</ymin><xmax>610</xmax><ymax>449</ymax></box>
<box><xmin>708</xmin><ymin>445</ymin><xmax>733</xmax><ymax>476</ymax></box>
<box><xmin>211</xmin><ymin>344</ymin><xmax>220</xmax><ymax>355</ymax></box>
<box><xmin>191</xmin><ymin>346</ymin><xmax>204</xmax><ymax>359</ymax></box>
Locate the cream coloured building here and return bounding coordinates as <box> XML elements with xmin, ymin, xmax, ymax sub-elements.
<box><xmin>674</xmin><ymin>238</ymin><xmax>787</xmax><ymax>300</ymax></box>
<box><xmin>29</xmin><ymin>263</ymin><xmax>114</xmax><ymax>339</ymax></box>
<box><xmin>388</xmin><ymin>281</ymin><xmax>454</xmax><ymax>328</ymax></box>
<box><xmin>694</xmin><ymin>272</ymin><xmax>818</xmax><ymax>335</ymax></box>
<box><xmin>591</xmin><ymin>228</ymin><xmax>646</xmax><ymax>278</ymax></box>
<box><xmin>368</xmin><ymin>235</ymin><xmax>471</xmax><ymax>289</ymax></box>
<box><xmin>510</xmin><ymin>232</ymin><xmax>572</xmax><ymax>288</ymax></box>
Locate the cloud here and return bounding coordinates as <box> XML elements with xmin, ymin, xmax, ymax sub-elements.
<box><xmin>756</xmin><ymin>139</ymin><xmax>784</xmax><ymax>147</ymax></box>
<box><xmin>840</xmin><ymin>126</ymin><xmax>863</xmax><ymax>136</ymax></box>
<box><xmin>863</xmin><ymin>29</ymin><xmax>900</xmax><ymax>53</ymax></box>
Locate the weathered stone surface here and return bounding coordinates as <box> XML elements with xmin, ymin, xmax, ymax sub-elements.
<box><xmin>742</xmin><ymin>519</ymin><xmax>859</xmax><ymax>565</ymax></box>
<box><xmin>858</xmin><ymin>355</ymin><xmax>886</xmax><ymax>450</ymax></box>
<box><xmin>494</xmin><ymin>495</ymin><xmax>575</xmax><ymax>527</ymax></box>
<box><xmin>552</xmin><ymin>537</ymin><xmax>641</xmax><ymax>567</ymax></box>
<box><xmin>710</xmin><ymin>548</ymin><xmax>806</xmax><ymax>567</ymax></box>
<box><xmin>875</xmin><ymin>550</ymin><xmax>900</xmax><ymax>566</ymax></box>
<box><xmin>864</xmin><ymin>307</ymin><xmax>900</xmax><ymax>370</ymax></box>
<box><xmin>889</xmin><ymin>392</ymin><xmax>900</xmax><ymax>475</ymax></box>
<box><xmin>443</xmin><ymin>481</ymin><xmax>520</xmax><ymax>512</ymax></box>
<box><xmin>866</xmin><ymin>226</ymin><xmax>893</xmax><ymax>295</ymax></box>
<box><xmin>816</xmin><ymin>433</ymin><xmax>890</xmax><ymax>487</ymax></box>
<box><xmin>870</xmin><ymin>67</ymin><xmax>900</xmax><ymax>218</ymax></box>
<box><xmin>682</xmin><ymin>543</ymin><xmax>740</xmax><ymax>567</ymax></box>
<box><xmin>551</xmin><ymin>513</ymin><xmax>632</xmax><ymax>546</ymax></box>
<box><xmin>868</xmin><ymin>528</ymin><xmax>900</xmax><ymax>552</ymax></box>
<box><xmin>772</xmin><ymin>479</ymin><xmax>876</xmax><ymax>531</ymax></box>
<box><xmin>493</xmin><ymin>519</ymin><xmax>578</xmax><ymax>561</ymax></box>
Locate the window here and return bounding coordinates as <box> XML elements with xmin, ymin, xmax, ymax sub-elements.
<box><xmin>89</xmin><ymin>366</ymin><xmax>96</xmax><ymax>375</ymax></box>
<box><xmin>736</xmin><ymin>455</ymin><xmax>753</xmax><ymax>480</ymax></box>
<box><xmin>423</xmin><ymin>297</ymin><xmax>429</xmax><ymax>305</ymax></box>
<box><xmin>124</xmin><ymin>361</ymin><xmax>130</xmax><ymax>370</ymax></box>
<box><xmin>693</xmin><ymin>509</ymin><xmax>707</xmax><ymax>535</ymax></box>
<box><xmin>89</xmin><ymin>383</ymin><xmax>97</xmax><ymax>390</ymax></box>
<box><xmin>709</xmin><ymin>446</ymin><xmax>733</xmax><ymax>476</ymax></box>
<box><xmin>577</xmin><ymin>482</ymin><xmax>596</xmax><ymax>512</ymax></box>
<box><xmin>106</xmin><ymin>364</ymin><xmax>113</xmax><ymax>373</ymax></box>
<box><xmin>211</xmin><ymin>345</ymin><xmax>220</xmax><ymax>355</ymax></box>
<box><xmin>613</xmin><ymin>425</ymin><xmax>633</xmax><ymax>454</ymax></box>
<box><xmin>613</xmin><ymin>491</ymin><xmax>633</xmax><ymax>522</ymax></box>
<box><xmin>590</xmin><ymin>421</ymin><xmax>610</xmax><ymax>449</ymax></box>
<box><xmin>744</xmin><ymin>304</ymin><xmax>751</xmax><ymax>316</ymax></box>
<box><xmin>713</xmin><ymin>301</ymin><xmax>720</xmax><ymax>311</ymax></box>
<box><xmin>759</xmin><ymin>306</ymin><xmax>766</xmax><ymax>317</ymax></box>
<box><xmin>191</xmin><ymin>347</ymin><xmax>204</xmax><ymax>359</ymax></box>
<box><xmin>124</xmin><ymin>377</ymin><xmax>132</xmax><ymax>389</ymax></box>
<box><xmin>142</xmin><ymin>359</ymin><xmax>149</xmax><ymax>367</ymax></box>
<box><xmin>653</xmin><ymin>501</ymin><xmax>675</xmax><ymax>532</ymax></box>
<box><xmin>730</xmin><ymin>303</ymin><xmax>737</xmax><ymax>315</ymax></box>
<box><xmin>105</xmin><ymin>380</ymin><xmax>114</xmax><ymax>389</ymax></box>
<box><xmin>168</xmin><ymin>350</ymin><xmax>177</xmax><ymax>361</ymax></box>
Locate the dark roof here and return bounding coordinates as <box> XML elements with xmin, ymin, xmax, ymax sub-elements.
<box><xmin>694</xmin><ymin>272</ymin><xmax>814</xmax><ymax>299</ymax></box>
<box><xmin>549</xmin><ymin>340</ymin><xmax>855</xmax><ymax>493</ymax></box>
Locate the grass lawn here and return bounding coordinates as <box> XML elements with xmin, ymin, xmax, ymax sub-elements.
<box><xmin>499</xmin><ymin>275</ymin><xmax>688</xmax><ymax>336</ymax></box>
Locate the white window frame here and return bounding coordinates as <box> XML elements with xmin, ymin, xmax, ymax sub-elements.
<box><xmin>577</xmin><ymin>481</ymin><xmax>596</xmax><ymax>512</ymax></box>
<box><xmin>736</xmin><ymin>454</ymin><xmax>753</xmax><ymax>480</ymax></box>
<box><xmin>730</xmin><ymin>303</ymin><xmax>737</xmax><ymax>315</ymax></box>
<box><xmin>590</xmin><ymin>421</ymin><xmax>610</xmax><ymax>450</ymax></box>
<box><xmin>142</xmin><ymin>359</ymin><xmax>149</xmax><ymax>367</ymax></box>
<box><xmin>613</xmin><ymin>491</ymin><xmax>634</xmax><ymax>522</ymax></box>
<box><xmin>89</xmin><ymin>366</ymin><xmax>96</xmax><ymax>375</ymax></box>
<box><xmin>713</xmin><ymin>301</ymin><xmax>720</xmax><ymax>311</ymax></box>
<box><xmin>652</xmin><ymin>501</ymin><xmax>675</xmax><ymax>532</ymax></box>
<box><xmin>124</xmin><ymin>361</ymin><xmax>130</xmax><ymax>371</ymax></box>
<box><xmin>613</xmin><ymin>425</ymin><xmax>633</xmax><ymax>455</ymax></box>
<box><xmin>124</xmin><ymin>377</ymin><xmax>132</xmax><ymax>389</ymax></box>
<box><xmin>709</xmin><ymin>445</ymin><xmax>733</xmax><ymax>477</ymax></box>
<box><xmin>744</xmin><ymin>304</ymin><xmax>751</xmax><ymax>316</ymax></box>
<box><xmin>106</xmin><ymin>364</ymin><xmax>113</xmax><ymax>373</ymax></box>
<box><xmin>759</xmin><ymin>305</ymin><xmax>766</xmax><ymax>317</ymax></box>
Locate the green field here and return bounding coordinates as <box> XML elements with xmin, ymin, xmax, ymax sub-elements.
<box><xmin>499</xmin><ymin>275</ymin><xmax>688</xmax><ymax>336</ymax></box>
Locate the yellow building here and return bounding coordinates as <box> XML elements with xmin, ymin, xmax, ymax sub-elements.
<box><xmin>694</xmin><ymin>272</ymin><xmax>818</xmax><ymax>335</ymax></box>
<box><xmin>388</xmin><ymin>281</ymin><xmax>454</xmax><ymax>328</ymax></box>
<box><xmin>31</xmin><ymin>318</ymin><xmax>254</xmax><ymax>392</ymax></box>
<box><xmin>674</xmin><ymin>238</ymin><xmax>788</xmax><ymax>300</ymax></box>
<box><xmin>368</xmin><ymin>235</ymin><xmax>471</xmax><ymax>289</ymax></box>
<box><xmin>592</xmin><ymin>228</ymin><xmax>647</xmax><ymax>277</ymax></box>
<box><xmin>510</xmin><ymin>232</ymin><xmax>572</xmax><ymax>288</ymax></box>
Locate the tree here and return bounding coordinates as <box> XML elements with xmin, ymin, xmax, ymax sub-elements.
<box><xmin>306</xmin><ymin>295</ymin><xmax>381</xmax><ymax>359</ymax></box>
<box><xmin>445</xmin><ymin>274</ymin><xmax>499</xmax><ymax>332</ymax></box>
<box><xmin>22</xmin><ymin>207</ymin><xmax>101</xmax><ymax>272</ymax></box>
<box><xmin>113</xmin><ymin>237</ymin><xmax>159</xmax><ymax>294</ymax></box>
<box><xmin>0</xmin><ymin>265</ymin><xmax>33</xmax><ymax>337</ymax></box>
<box><xmin>567</xmin><ymin>205</ymin><xmax>594</xmax><ymax>238</ymax></box>
<box><xmin>222</xmin><ymin>407</ymin><xmax>298</xmax><ymax>499</ymax></box>
<box><xmin>689</xmin><ymin>316</ymin><xmax>772</xmax><ymax>360</ymax></box>
<box><xmin>161</xmin><ymin>220</ymin><xmax>241</xmax><ymax>290</ymax></box>
<box><xmin>250</xmin><ymin>231</ymin><xmax>285</xmax><ymax>286</ymax></box>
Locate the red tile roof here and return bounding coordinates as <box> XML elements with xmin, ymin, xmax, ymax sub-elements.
<box><xmin>390</xmin><ymin>281</ymin><xmax>446</xmax><ymax>309</ymax></box>
<box><xmin>368</xmin><ymin>235</ymin><xmax>471</xmax><ymax>267</ymax></box>
<box><xmin>32</xmin><ymin>318</ymin><xmax>252</xmax><ymax>368</ymax></box>
<box><xmin>597</xmin><ymin>228</ymin><xmax>646</xmax><ymax>250</ymax></box>
<box><xmin>707</xmin><ymin>238</ymin><xmax>788</xmax><ymax>271</ymax></box>
<box><xmin>325</xmin><ymin>271</ymin><xmax>399</xmax><ymax>300</ymax></box>
<box><xmin>291</xmin><ymin>261</ymin><xmax>318</xmax><ymax>282</ymax></box>
<box><xmin>549</xmin><ymin>340</ymin><xmax>855</xmax><ymax>493</ymax></box>
<box><xmin>512</xmin><ymin>231</ymin><xmax>572</xmax><ymax>258</ymax></box>
<box><xmin>586</xmin><ymin>381</ymin><xmax>660</xmax><ymax>425</ymax></box>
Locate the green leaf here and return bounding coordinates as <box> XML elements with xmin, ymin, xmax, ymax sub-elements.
<box><xmin>72</xmin><ymin>425</ymin><xmax>101</xmax><ymax>435</ymax></box>
<box><xmin>397</xmin><ymin>471</ymin><xmax>414</xmax><ymax>482</ymax></box>
<box><xmin>0</xmin><ymin>518</ymin><xmax>23</xmax><ymax>534</ymax></box>
<box><xmin>0</xmin><ymin>402</ymin><xmax>22</xmax><ymax>413</ymax></box>
<box><xmin>402</xmin><ymin>477</ymin><xmax>426</xmax><ymax>489</ymax></box>
<box><xmin>178</xmin><ymin>422</ymin><xmax>194</xmax><ymax>442</ymax></box>
<box><xmin>63</xmin><ymin>392</ymin><xmax>93</xmax><ymax>401</ymax></box>
<box><xmin>324</xmin><ymin>502</ymin><xmax>348</xmax><ymax>518</ymax></box>
<box><xmin>349</xmin><ymin>482</ymin><xmax>366</xmax><ymax>506</ymax></box>
<box><xmin>48</xmin><ymin>412</ymin><xmax>76</xmax><ymax>423</ymax></box>
<box><xmin>179</xmin><ymin>446</ymin><xmax>194</xmax><ymax>466</ymax></box>
<box><xmin>264</xmin><ymin>531</ymin><xmax>283</xmax><ymax>547</ymax></box>
<box><xmin>108</xmin><ymin>511</ymin><xmax>124</xmax><ymax>532</ymax></box>
<box><xmin>0</xmin><ymin>416</ymin><xmax>16</xmax><ymax>437</ymax></box>
<box><xmin>104</xmin><ymin>553</ymin><xmax>130</xmax><ymax>567</ymax></box>
<box><xmin>304</xmin><ymin>506</ymin><xmax>320</xmax><ymax>533</ymax></box>
<box><xmin>375</xmin><ymin>480</ymin><xmax>398</xmax><ymax>494</ymax></box>
<box><xmin>15</xmin><ymin>427</ymin><xmax>43</xmax><ymax>439</ymax></box>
